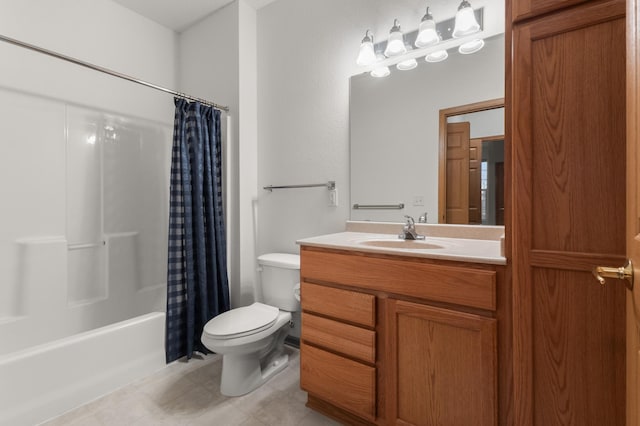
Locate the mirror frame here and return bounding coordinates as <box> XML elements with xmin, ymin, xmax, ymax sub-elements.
<box><xmin>437</xmin><ymin>97</ymin><xmax>505</xmax><ymax>223</ymax></box>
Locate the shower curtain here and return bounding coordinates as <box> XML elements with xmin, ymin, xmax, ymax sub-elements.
<box><xmin>165</xmin><ymin>98</ymin><xmax>230</xmax><ymax>363</ymax></box>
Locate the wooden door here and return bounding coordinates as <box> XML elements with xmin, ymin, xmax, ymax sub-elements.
<box><xmin>628</xmin><ymin>0</ymin><xmax>640</xmax><ymax>422</ymax></box>
<box><xmin>446</xmin><ymin>122</ymin><xmax>470</xmax><ymax>224</ymax></box>
<box><xmin>511</xmin><ymin>0</ymin><xmax>627</xmax><ymax>425</ymax></box>
<box><xmin>386</xmin><ymin>299</ymin><xmax>497</xmax><ymax>426</ymax></box>
<box><xmin>469</xmin><ymin>138</ymin><xmax>483</xmax><ymax>224</ymax></box>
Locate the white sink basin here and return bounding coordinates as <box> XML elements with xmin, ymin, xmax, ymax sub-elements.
<box><xmin>357</xmin><ymin>239</ymin><xmax>445</xmax><ymax>250</ymax></box>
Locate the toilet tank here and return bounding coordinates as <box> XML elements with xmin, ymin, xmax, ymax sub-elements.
<box><xmin>257</xmin><ymin>253</ymin><xmax>300</xmax><ymax>312</ymax></box>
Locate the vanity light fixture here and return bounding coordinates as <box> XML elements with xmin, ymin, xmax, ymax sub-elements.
<box><xmin>458</xmin><ymin>38</ymin><xmax>485</xmax><ymax>54</ymax></box>
<box><xmin>356</xmin><ymin>30</ymin><xmax>376</xmax><ymax>66</ymax></box>
<box><xmin>415</xmin><ymin>7</ymin><xmax>439</xmax><ymax>48</ymax></box>
<box><xmin>356</xmin><ymin>5</ymin><xmax>489</xmax><ymax>77</ymax></box>
<box><xmin>452</xmin><ymin>0</ymin><xmax>481</xmax><ymax>38</ymax></box>
<box><xmin>384</xmin><ymin>19</ymin><xmax>407</xmax><ymax>57</ymax></box>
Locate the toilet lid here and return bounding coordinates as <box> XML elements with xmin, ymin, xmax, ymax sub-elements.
<box><xmin>203</xmin><ymin>303</ymin><xmax>279</xmax><ymax>339</ymax></box>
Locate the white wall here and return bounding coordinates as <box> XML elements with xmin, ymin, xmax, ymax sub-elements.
<box><xmin>238</xmin><ymin>1</ymin><xmax>260</xmax><ymax>305</ymax></box>
<box><xmin>179</xmin><ymin>0</ymin><xmax>259</xmax><ymax>308</ymax></box>
<box><xmin>257</xmin><ymin>0</ymin><xmax>362</xmax><ymax>255</ymax></box>
<box><xmin>0</xmin><ymin>0</ymin><xmax>176</xmax><ymax>122</ymax></box>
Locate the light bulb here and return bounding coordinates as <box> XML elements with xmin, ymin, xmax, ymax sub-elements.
<box><xmin>425</xmin><ymin>50</ymin><xmax>448</xmax><ymax>63</ymax></box>
<box><xmin>397</xmin><ymin>58</ymin><xmax>418</xmax><ymax>71</ymax></box>
<box><xmin>452</xmin><ymin>0</ymin><xmax>480</xmax><ymax>38</ymax></box>
<box><xmin>371</xmin><ymin>54</ymin><xmax>390</xmax><ymax>77</ymax></box>
<box><xmin>458</xmin><ymin>39</ymin><xmax>484</xmax><ymax>54</ymax></box>
<box><xmin>415</xmin><ymin>8</ymin><xmax>439</xmax><ymax>48</ymax></box>
<box><xmin>356</xmin><ymin>30</ymin><xmax>376</xmax><ymax>66</ymax></box>
<box><xmin>371</xmin><ymin>66</ymin><xmax>391</xmax><ymax>77</ymax></box>
<box><xmin>384</xmin><ymin>19</ymin><xmax>407</xmax><ymax>57</ymax></box>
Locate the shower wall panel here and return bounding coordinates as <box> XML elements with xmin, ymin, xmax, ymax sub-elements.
<box><xmin>67</xmin><ymin>108</ymin><xmax>106</xmax><ymax>304</ymax></box>
<box><xmin>0</xmin><ymin>88</ymin><xmax>171</xmax><ymax>355</ymax></box>
<box><xmin>102</xmin><ymin>116</ymin><xmax>170</xmax><ymax>291</ymax></box>
<box><xmin>0</xmin><ymin>91</ymin><xmax>66</xmax><ymax>320</ymax></box>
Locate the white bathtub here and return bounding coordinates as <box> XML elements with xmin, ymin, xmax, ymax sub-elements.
<box><xmin>0</xmin><ymin>312</ymin><xmax>166</xmax><ymax>426</ymax></box>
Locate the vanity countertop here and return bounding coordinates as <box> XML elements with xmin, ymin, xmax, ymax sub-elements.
<box><xmin>297</xmin><ymin>228</ymin><xmax>506</xmax><ymax>266</ymax></box>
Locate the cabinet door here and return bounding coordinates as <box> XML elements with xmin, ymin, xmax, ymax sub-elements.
<box><xmin>386</xmin><ymin>300</ymin><xmax>497</xmax><ymax>426</ymax></box>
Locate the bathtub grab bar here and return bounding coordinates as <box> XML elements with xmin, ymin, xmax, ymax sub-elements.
<box><xmin>67</xmin><ymin>241</ymin><xmax>106</xmax><ymax>250</ymax></box>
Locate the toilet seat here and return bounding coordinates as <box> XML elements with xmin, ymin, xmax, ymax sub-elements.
<box><xmin>203</xmin><ymin>303</ymin><xmax>279</xmax><ymax>340</ymax></box>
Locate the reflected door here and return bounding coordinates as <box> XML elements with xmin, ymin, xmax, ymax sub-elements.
<box><xmin>469</xmin><ymin>138</ymin><xmax>483</xmax><ymax>224</ymax></box>
<box><xmin>445</xmin><ymin>122</ymin><xmax>470</xmax><ymax>224</ymax></box>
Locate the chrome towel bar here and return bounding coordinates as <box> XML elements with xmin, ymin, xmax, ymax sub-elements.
<box><xmin>263</xmin><ymin>181</ymin><xmax>335</xmax><ymax>192</ymax></box>
<box><xmin>353</xmin><ymin>203</ymin><xmax>405</xmax><ymax>210</ymax></box>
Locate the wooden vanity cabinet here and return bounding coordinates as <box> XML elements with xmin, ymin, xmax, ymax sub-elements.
<box><xmin>299</xmin><ymin>246</ymin><xmax>505</xmax><ymax>426</ymax></box>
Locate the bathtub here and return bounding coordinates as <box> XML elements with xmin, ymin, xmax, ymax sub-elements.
<box><xmin>0</xmin><ymin>312</ymin><xmax>166</xmax><ymax>426</ymax></box>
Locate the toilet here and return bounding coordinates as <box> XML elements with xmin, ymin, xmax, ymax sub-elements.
<box><xmin>201</xmin><ymin>253</ymin><xmax>300</xmax><ymax>396</ymax></box>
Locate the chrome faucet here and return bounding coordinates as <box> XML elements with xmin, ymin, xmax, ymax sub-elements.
<box><xmin>399</xmin><ymin>215</ymin><xmax>425</xmax><ymax>240</ymax></box>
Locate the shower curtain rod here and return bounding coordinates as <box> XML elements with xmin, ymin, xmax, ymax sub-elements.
<box><xmin>0</xmin><ymin>33</ymin><xmax>229</xmax><ymax>112</ymax></box>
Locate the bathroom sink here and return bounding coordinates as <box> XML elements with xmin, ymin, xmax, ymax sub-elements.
<box><xmin>358</xmin><ymin>239</ymin><xmax>445</xmax><ymax>250</ymax></box>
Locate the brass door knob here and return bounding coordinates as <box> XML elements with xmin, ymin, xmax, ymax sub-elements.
<box><xmin>592</xmin><ymin>259</ymin><xmax>633</xmax><ymax>290</ymax></box>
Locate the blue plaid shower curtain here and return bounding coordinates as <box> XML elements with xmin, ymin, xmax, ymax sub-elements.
<box><xmin>165</xmin><ymin>98</ymin><xmax>230</xmax><ymax>363</ymax></box>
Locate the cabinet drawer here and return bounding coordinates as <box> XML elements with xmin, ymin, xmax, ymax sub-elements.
<box><xmin>302</xmin><ymin>313</ymin><xmax>375</xmax><ymax>364</ymax></box>
<box><xmin>302</xmin><ymin>249</ymin><xmax>496</xmax><ymax>310</ymax></box>
<box><xmin>301</xmin><ymin>281</ymin><xmax>375</xmax><ymax>327</ymax></box>
<box><xmin>301</xmin><ymin>343</ymin><xmax>376</xmax><ymax>421</ymax></box>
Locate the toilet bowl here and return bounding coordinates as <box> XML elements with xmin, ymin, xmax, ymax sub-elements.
<box><xmin>201</xmin><ymin>253</ymin><xmax>300</xmax><ymax>396</ymax></box>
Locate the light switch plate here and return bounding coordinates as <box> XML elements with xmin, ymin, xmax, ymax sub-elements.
<box><xmin>329</xmin><ymin>189</ymin><xmax>338</xmax><ymax>207</ymax></box>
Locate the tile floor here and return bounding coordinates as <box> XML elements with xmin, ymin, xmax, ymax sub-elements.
<box><xmin>42</xmin><ymin>346</ymin><xmax>339</xmax><ymax>426</ymax></box>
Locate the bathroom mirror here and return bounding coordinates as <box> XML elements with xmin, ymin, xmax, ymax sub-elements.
<box><xmin>350</xmin><ymin>32</ymin><xmax>505</xmax><ymax>224</ymax></box>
